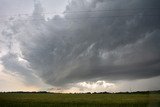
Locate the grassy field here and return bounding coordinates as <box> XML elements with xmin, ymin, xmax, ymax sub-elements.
<box><xmin>0</xmin><ymin>93</ymin><xmax>160</xmax><ymax>107</ymax></box>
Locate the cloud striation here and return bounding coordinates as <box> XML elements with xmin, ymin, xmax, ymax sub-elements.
<box><xmin>0</xmin><ymin>0</ymin><xmax>160</xmax><ymax>87</ymax></box>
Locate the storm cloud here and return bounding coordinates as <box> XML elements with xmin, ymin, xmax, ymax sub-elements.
<box><xmin>1</xmin><ymin>0</ymin><xmax>160</xmax><ymax>87</ymax></box>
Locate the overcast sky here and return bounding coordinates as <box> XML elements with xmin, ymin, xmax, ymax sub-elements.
<box><xmin>0</xmin><ymin>0</ymin><xmax>160</xmax><ymax>93</ymax></box>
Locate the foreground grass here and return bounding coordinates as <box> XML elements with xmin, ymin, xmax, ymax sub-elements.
<box><xmin>0</xmin><ymin>93</ymin><xmax>160</xmax><ymax>107</ymax></box>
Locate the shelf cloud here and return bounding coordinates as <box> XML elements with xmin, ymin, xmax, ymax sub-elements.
<box><xmin>0</xmin><ymin>0</ymin><xmax>160</xmax><ymax>88</ymax></box>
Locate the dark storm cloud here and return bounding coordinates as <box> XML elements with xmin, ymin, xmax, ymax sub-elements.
<box><xmin>1</xmin><ymin>0</ymin><xmax>160</xmax><ymax>86</ymax></box>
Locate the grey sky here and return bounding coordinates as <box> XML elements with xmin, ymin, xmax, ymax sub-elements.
<box><xmin>0</xmin><ymin>0</ymin><xmax>160</xmax><ymax>92</ymax></box>
<box><xmin>0</xmin><ymin>0</ymin><xmax>67</xmax><ymax>19</ymax></box>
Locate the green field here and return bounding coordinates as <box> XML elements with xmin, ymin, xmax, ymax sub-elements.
<box><xmin>0</xmin><ymin>93</ymin><xmax>160</xmax><ymax>107</ymax></box>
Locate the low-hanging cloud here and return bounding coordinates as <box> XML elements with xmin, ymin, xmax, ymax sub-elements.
<box><xmin>0</xmin><ymin>0</ymin><xmax>160</xmax><ymax>87</ymax></box>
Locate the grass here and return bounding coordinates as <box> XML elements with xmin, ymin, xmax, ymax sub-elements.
<box><xmin>0</xmin><ymin>93</ymin><xmax>160</xmax><ymax>107</ymax></box>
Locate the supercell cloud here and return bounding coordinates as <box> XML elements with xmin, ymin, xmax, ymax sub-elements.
<box><xmin>0</xmin><ymin>0</ymin><xmax>160</xmax><ymax>88</ymax></box>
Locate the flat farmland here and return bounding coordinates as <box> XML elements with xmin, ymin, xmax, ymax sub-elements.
<box><xmin>0</xmin><ymin>93</ymin><xmax>160</xmax><ymax>107</ymax></box>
